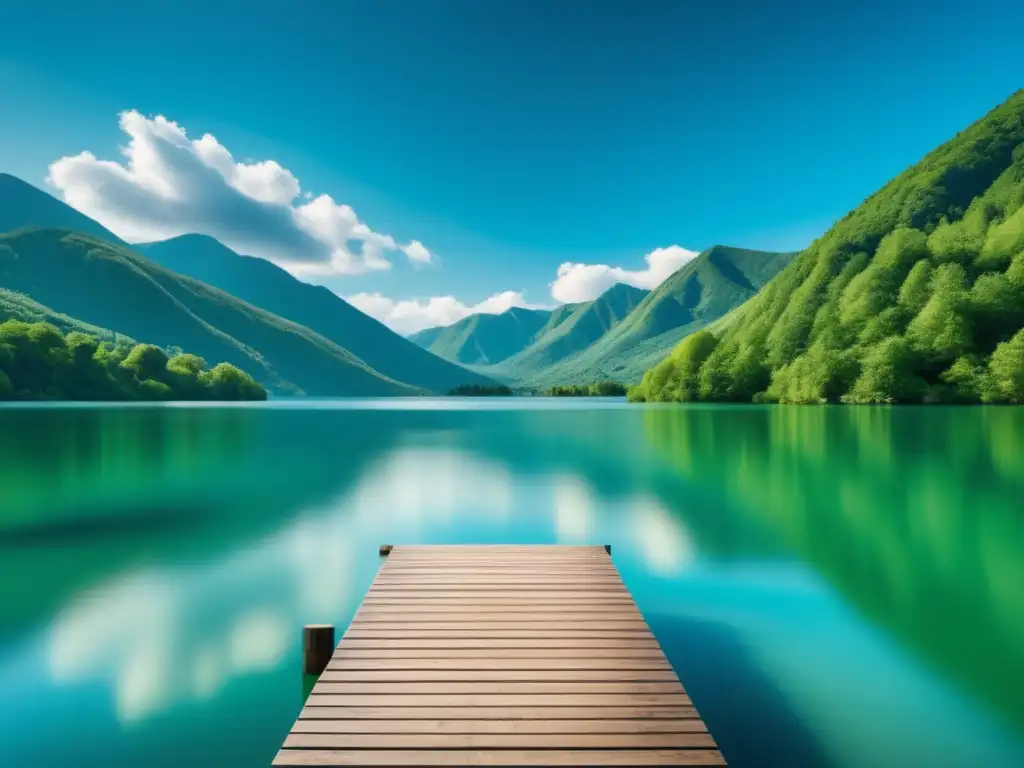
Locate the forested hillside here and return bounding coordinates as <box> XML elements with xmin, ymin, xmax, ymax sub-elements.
<box><xmin>632</xmin><ymin>89</ymin><xmax>1024</xmax><ymax>404</ymax></box>
<box><xmin>0</xmin><ymin>229</ymin><xmax>421</xmax><ymax>396</ymax></box>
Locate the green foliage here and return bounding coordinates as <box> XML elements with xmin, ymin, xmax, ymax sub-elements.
<box><xmin>120</xmin><ymin>344</ymin><xmax>170</xmax><ymax>380</ymax></box>
<box><xmin>544</xmin><ymin>381</ymin><xmax>627</xmax><ymax>397</ymax></box>
<box><xmin>984</xmin><ymin>329</ymin><xmax>1024</xmax><ymax>403</ymax></box>
<box><xmin>446</xmin><ymin>384</ymin><xmax>513</xmax><ymax>396</ymax></box>
<box><xmin>631</xmin><ymin>330</ymin><xmax>718</xmax><ymax>402</ymax></box>
<box><xmin>843</xmin><ymin>336</ymin><xmax>926</xmax><ymax>404</ymax></box>
<box><xmin>906</xmin><ymin>263</ymin><xmax>972</xmax><ymax>362</ymax></box>
<box><xmin>637</xmin><ymin>89</ymin><xmax>1024</xmax><ymax>405</ymax></box>
<box><xmin>203</xmin><ymin>362</ymin><xmax>266</xmax><ymax>401</ymax></box>
<box><xmin>0</xmin><ymin>319</ymin><xmax>266</xmax><ymax>401</ymax></box>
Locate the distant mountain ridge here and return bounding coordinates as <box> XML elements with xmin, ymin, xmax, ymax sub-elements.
<box><xmin>486</xmin><ymin>283</ymin><xmax>649</xmax><ymax>378</ymax></box>
<box><xmin>138</xmin><ymin>234</ymin><xmax>494</xmax><ymax>393</ymax></box>
<box><xmin>442</xmin><ymin>246</ymin><xmax>796</xmax><ymax>388</ymax></box>
<box><xmin>409</xmin><ymin>306</ymin><xmax>554</xmax><ymax>365</ymax></box>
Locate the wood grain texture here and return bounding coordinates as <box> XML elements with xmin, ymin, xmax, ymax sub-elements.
<box><xmin>275</xmin><ymin>545</ymin><xmax>725</xmax><ymax>766</ymax></box>
<box><xmin>290</xmin><ymin>719</ymin><xmax>709</xmax><ymax>733</ymax></box>
<box><xmin>273</xmin><ymin>749</ymin><xmax>727</xmax><ymax>766</ymax></box>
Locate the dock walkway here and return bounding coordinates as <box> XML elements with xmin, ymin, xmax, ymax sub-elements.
<box><xmin>274</xmin><ymin>544</ymin><xmax>725</xmax><ymax>766</ymax></box>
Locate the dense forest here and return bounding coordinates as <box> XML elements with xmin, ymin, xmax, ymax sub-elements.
<box><xmin>0</xmin><ymin>320</ymin><xmax>266</xmax><ymax>401</ymax></box>
<box><xmin>544</xmin><ymin>381</ymin><xmax>628</xmax><ymax>397</ymax></box>
<box><xmin>631</xmin><ymin>90</ymin><xmax>1024</xmax><ymax>405</ymax></box>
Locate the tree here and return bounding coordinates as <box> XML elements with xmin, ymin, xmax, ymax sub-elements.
<box><xmin>120</xmin><ymin>344</ymin><xmax>170</xmax><ymax>381</ymax></box>
<box><xmin>204</xmin><ymin>363</ymin><xmax>267</xmax><ymax>401</ymax></box>
<box><xmin>985</xmin><ymin>329</ymin><xmax>1024</xmax><ymax>403</ymax></box>
<box><xmin>906</xmin><ymin>263</ymin><xmax>972</xmax><ymax>362</ymax></box>
<box><xmin>166</xmin><ymin>353</ymin><xmax>208</xmax><ymax>399</ymax></box>
<box><xmin>843</xmin><ymin>336</ymin><xmax>926</xmax><ymax>404</ymax></box>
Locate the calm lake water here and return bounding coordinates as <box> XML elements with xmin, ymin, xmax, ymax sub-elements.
<box><xmin>0</xmin><ymin>400</ymin><xmax>1022</xmax><ymax>767</ymax></box>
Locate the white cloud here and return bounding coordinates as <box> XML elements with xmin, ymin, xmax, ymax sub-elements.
<box><xmin>47</xmin><ymin>110</ymin><xmax>431</xmax><ymax>274</ymax></box>
<box><xmin>549</xmin><ymin>245</ymin><xmax>699</xmax><ymax>303</ymax></box>
<box><xmin>346</xmin><ymin>290</ymin><xmax>545</xmax><ymax>336</ymax></box>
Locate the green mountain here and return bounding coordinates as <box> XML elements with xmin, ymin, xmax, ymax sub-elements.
<box><xmin>0</xmin><ymin>228</ymin><xmax>420</xmax><ymax>396</ymax></box>
<box><xmin>409</xmin><ymin>306</ymin><xmax>553</xmax><ymax>365</ymax></box>
<box><xmin>518</xmin><ymin>246</ymin><xmax>795</xmax><ymax>386</ymax></box>
<box><xmin>0</xmin><ymin>173</ymin><xmax>126</xmax><ymax>243</ymax></box>
<box><xmin>484</xmin><ymin>282</ymin><xmax>648</xmax><ymax>381</ymax></box>
<box><xmin>632</xmin><ymin>89</ymin><xmax>1024</xmax><ymax>405</ymax></box>
<box><xmin>138</xmin><ymin>234</ymin><xmax>493</xmax><ymax>393</ymax></box>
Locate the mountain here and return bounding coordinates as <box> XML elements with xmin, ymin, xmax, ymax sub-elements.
<box><xmin>0</xmin><ymin>228</ymin><xmax>420</xmax><ymax>396</ymax></box>
<box><xmin>484</xmin><ymin>283</ymin><xmax>649</xmax><ymax>381</ymax></box>
<box><xmin>0</xmin><ymin>173</ymin><xmax>126</xmax><ymax>244</ymax></box>
<box><xmin>479</xmin><ymin>249</ymin><xmax>793</xmax><ymax>388</ymax></box>
<box><xmin>138</xmin><ymin>234</ymin><xmax>494</xmax><ymax>393</ymax></box>
<box><xmin>631</xmin><ymin>89</ymin><xmax>1024</xmax><ymax>405</ymax></box>
<box><xmin>524</xmin><ymin>246</ymin><xmax>796</xmax><ymax>386</ymax></box>
<box><xmin>409</xmin><ymin>306</ymin><xmax>553</xmax><ymax>365</ymax></box>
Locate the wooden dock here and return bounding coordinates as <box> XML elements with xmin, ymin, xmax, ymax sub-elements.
<box><xmin>274</xmin><ymin>545</ymin><xmax>725</xmax><ymax>766</ymax></box>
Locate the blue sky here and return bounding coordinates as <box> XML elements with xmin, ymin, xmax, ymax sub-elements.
<box><xmin>1</xmin><ymin>0</ymin><xmax>1022</xmax><ymax>333</ymax></box>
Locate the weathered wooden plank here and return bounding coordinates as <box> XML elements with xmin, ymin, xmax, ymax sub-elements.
<box><xmin>316</xmin><ymin>669</ymin><xmax>680</xmax><ymax>682</ymax></box>
<box><xmin>342</xmin><ymin>630</ymin><xmax>654</xmax><ymax>639</ymax></box>
<box><xmin>283</xmin><ymin>733</ymin><xmax>717</xmax><ymax>749</ymax></box>
<box><xmin>298</xmin><ymin>706</ymin><xmax>701</xmax><ymax>720</ymax></box>
<box><xmin>289</xmin><ymin>719</ymin><xmax>709</xmax><ymax>734</ymax></box>
<box><xmin>310</xmin><ymin>682</ymin><xmax>687</xmax><ymax>695</ymax></box>
<box><xmin>355</xmin><ymin>607</ymin><xmax>643</xmax><ymax>617</ymax></box>
<box><xmin>347</xmin><ymin>621</ymin><xmax>650</xmax><ymax>631</ymax></box>
<box><xmin>304</xmin><ymin>693</ymin><xmax>693</xmax><ymax>707</ymax></box>
<box><xmin>356</xmin><ymin>602</ymin><xmax>634</xmax><ymax>606</ymax></box>
<box><xmin>272</xmin><ymin>749</ymin><xmax>727</xmax><ymax>766</ymax></box>
<box><xmin>323</xmin><ymin>655</ymin><xmax>667</xmax><ymax>667</ymax></box>
<box><xmin>332</xmin><ymin>639</ymin><xmax>661</xmax><ymax>650</ymax></box>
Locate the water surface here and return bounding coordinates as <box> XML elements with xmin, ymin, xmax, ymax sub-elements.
<box><xmin>0</xmin><ymin>400</ymin><xmax>1022</xmax><ymax>767</ymax></box>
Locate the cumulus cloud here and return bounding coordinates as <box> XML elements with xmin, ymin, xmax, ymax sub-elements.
<box><xmin>47</xmin><ymin>110</ymin><xmax>431</xmax><ymax>274</ymax></box>
<box><xmin>346</xmin><ymin>290</ymin><xmax>545</xmax><ymax>336</ymax></box>
<box><xmin>549</xmin><ymin>245</ymin><xmax>699</xmax><ymax>303</ymax></box>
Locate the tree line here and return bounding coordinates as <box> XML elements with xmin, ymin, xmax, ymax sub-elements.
<box><xmin>0</xmin><ymin>320</ymin><xmax>267</xmax><ymax>401</ymax></box>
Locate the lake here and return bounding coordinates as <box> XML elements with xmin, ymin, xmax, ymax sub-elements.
<box><xmin>0</xmin><ymin>400</ymin><xmax>1022</xmax><ymax>767</ymax></box>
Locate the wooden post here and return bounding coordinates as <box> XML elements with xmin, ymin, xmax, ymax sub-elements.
<box><xmin>379</xmin><ymin>544</ymin><xmax>393</xmax><ymax>556</ymax></box>
<box><xmin>302</xmin><ymin>624</ymin><xmax>334</xmax><ymax>676</ymax></box>
<box><xmin>604</xmin><ymin>544</ymin><xmax>612</xmax><ymax>554</ymax></box>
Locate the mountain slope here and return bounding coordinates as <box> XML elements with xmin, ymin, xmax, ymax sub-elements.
<box><xmin>0</xmin><ymin>229</ymin><xmax>420</xmax><ymax>396</ymax></box>
<box><xmin>485</xmin><ymin>283</ymin><xmax>648</xmax><ymax>380</ymax></box>
<box><xmin>138</xmin><ymin>234</ymin><xmax>493</xmax><ymax>393</ymax></box>
<box><xmin>409</xmin><ymin>307</ymin><xmax>553</xmax><ymax>365</ymax></box>
<box><xmin>0</xmin><ymin>174</ymin><xmax>126</xmax><ymax>244</ymax></box>
<box><xmin>530</xmin><ymin>246</ymin><xmax>796</xmax><ymax>385</ymax></box>
<box><xmin>1</xmin><ymin>288</ymin><xmax>137</xmax><ymax>346</ymax></box>
<box><xmin>632</xmin><ymin>89</ymin><xmax>1024</xmax><ymax>404</ymax></box>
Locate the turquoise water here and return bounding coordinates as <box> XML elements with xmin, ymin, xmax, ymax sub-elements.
<box><xmin>0</xmin><ymin>400</ymin><xmax>1023</xmax><ymax>766</ymax></box>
